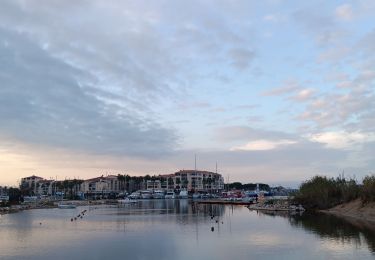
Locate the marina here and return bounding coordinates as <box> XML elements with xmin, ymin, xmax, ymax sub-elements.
<box><xmin>0</xmin><ymin>200</ymin><xmax>374</xmax><ymax>260</ymax></box>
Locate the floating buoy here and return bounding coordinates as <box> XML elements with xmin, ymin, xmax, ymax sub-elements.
<box><xmin>211</xmin><ymin>227</ymin><xmax>214</xmax><ymax>232</ymax></box>
<box><xmin>39</xmin><ymin>222</ymin><xmax>42</xmax><ymax>225</ymax></box>
<box><xmin>71</xmin><ymin>218</ymin><xmax>73</xmax><ymax>222</ymax></box>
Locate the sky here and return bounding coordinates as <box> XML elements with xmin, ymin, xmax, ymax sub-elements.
<box><xmin>0</xmin><ymin>0</ymin><xmax>374</xmax><ymax>187</ymax></box>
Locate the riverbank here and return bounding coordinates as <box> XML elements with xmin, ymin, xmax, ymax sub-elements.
<box><xmin>320</xmin><ymin>199</ymin><xmax>375</xmax><ymax>230</ymax></box>
<box><xmin>0</xmin><ymin>200</ymin><xmax>113</xmax><ymax>215</ymax></box>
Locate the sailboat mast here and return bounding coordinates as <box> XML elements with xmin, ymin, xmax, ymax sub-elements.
<box><xmin>195</xmin><ymin>154</ymin><xmax>197</xmax><ymax>171</ymax></box>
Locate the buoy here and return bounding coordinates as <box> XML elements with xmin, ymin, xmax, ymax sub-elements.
<box><xmin>39</xmin><ymin>222</ymin><xmax>42</xmax><ymax>225</ymax></box>
<box><xmin>211</xmin><ymin>227</ymin><xmax>214</xmax><ymax>232</ymax></box>
<box><xmin>71</xmin><ymin>218</ymin><xmax>73</xmax><ymax>222</ymax></box>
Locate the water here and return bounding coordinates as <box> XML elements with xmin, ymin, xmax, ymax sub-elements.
<box><xmin>0</xmin><ymin>200</ymin><xmax>374</xmax><ymax>260</ymax></box>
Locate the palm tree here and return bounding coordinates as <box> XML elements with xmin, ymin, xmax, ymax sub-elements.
<box><xmin>168</xmin><ymin>177</ymin><xmax>174</xmax><ymax>190</ymax></box>
<box><xmin>117</xmin><ymin>174</ymin><xmax>125</xmax><ymax>192</ymax></box>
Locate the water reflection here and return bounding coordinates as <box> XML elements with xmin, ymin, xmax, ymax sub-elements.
<box><xmin>0</xmin><ymin>202</ymin><xmax>374</xmax><ymax>260</ymax></box>
<box><xmin>258</xmin><ymin>210</ymin><xmax>375</xmax><ymax>253</ymax></box>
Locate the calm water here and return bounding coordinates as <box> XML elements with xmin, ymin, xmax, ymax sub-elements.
<box><xmin>0</xmin><ymin>200</ymin><xmax>374</xmax><ymax>260</ymax></box>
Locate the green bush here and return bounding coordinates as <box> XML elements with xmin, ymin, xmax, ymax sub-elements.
<box><xmin>361</xmin><ymin>175</ymin><xmax>375</xmax><ymax>203</ymax></box>
<box><xmin>294</xmin><ymin>175</ymin><xmax>360</xmax><ymax>210</ymax></box>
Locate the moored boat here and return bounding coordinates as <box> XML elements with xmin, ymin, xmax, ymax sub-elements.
<box><xmin>165</xmin><ymin>191</ymin><xmax>175</xmax><ymax>199</ymax></box>
<box><xmin>178</xmin><ymin>189</ymin><xmax>188</xmax><ymax>199</ymax></box>
<box><xmin>153</xmin><ymin>190</ymin><xmax>165</xmax><ymax>199</ymax></box>
<box><xmin>58</xmin><ymin>203</ymin><xmax>77</xmax><ymax>209</ymax></box>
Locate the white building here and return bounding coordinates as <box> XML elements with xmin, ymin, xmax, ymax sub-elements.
<box><xmin>161</xmin><ymin>170</ymin><xmax>224</xmax><ymax>192</ymax></box>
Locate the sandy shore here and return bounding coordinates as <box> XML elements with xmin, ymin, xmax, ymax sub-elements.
<box><xmin>321</xmin><ymin>199</ymin><xmax>375</xmax><ymax>230</ymax></box>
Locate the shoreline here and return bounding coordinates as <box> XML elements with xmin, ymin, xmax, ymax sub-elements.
<box><xmin>320</xmin><ymin>199</ymin><xmax>375</xmax><ymax>231</ymax></box>
<box><xmin>0</xmin><ymin>200</ymin><xmax>112</xmax><ymax>215</ymax></box>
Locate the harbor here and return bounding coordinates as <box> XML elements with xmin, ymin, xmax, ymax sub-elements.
<box><xmin>0</xmin><ymin>200</ymin><xmax>374</xmax><ymax>260</ymax></box>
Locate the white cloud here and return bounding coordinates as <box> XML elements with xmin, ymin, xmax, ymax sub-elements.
<box><xmin>263</xmin><ymin>14</ymin><xmax>277</xmax><ymax>22</ymax></box>
<box><xmin>230</xmin><ymin>139</ymin><xmax>297</xmax><ymax>151</ymax></box>
<box><xmin>308</xmin><ymin>131</ymin><xmax>375</xmax><ymax>149</ymax></box>
<box><xmin>289</xmin><ymin>88</ymin><xmax>316</xmax><ymax>101</ymax></box>
<box><xmin>335</xmin><ymin>4</ymin><xmax>353</xmax><ymax>21</ymax></box>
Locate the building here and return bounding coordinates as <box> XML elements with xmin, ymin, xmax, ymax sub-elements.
<box><xmin>81</xmin><ymin>175</ymin><xmax>120</xmax><ymax>198</ymax></box>
<box><xmin>20</xmin><ymin>175</ymin><xmax>45</xmax><ymax>195</ymax></box>
<box><xmin>160</xmin><ymin>170</ymin><xmax>224</xmax><ymax>192</ymax></box>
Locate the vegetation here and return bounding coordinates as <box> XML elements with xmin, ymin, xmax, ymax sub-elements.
<box><xmin>226</xmin><ymin>182</ymin><xmax>270</xmax><ymax>191</ymax></box>
<box><xmin>294</xmin><ymin>175</ymin><xmax>375</xmax><ymax>210</ymax></box>
<box><xmin>361</xmin><ymin>175</ymin><xmax>375</xmax><ymax>203</ymax></box>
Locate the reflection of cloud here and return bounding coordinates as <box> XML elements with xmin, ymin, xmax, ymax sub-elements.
<box><xmin>247</xmin><ymin>233</ymin><xmax>289</xmax><ymax>246</ymax></box>
<box><xmin>320</xmin><ymin>239</ymin><xmax>356</xmax><ymax>254</ymax></box>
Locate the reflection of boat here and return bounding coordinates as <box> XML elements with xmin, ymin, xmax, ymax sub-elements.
<box><xmin>153</xmin><ymin>190</ymin><xmax>165</xmax><ymax>199</ymax></box>
<box><xmin>118</xmin><ymin>198</ymin><xmax>138</xmax><ymax>204</ymax></box>
<box><xmin>58</xmin><ymin>203</ymin><xmax>77</xmax><ymax>209</ymax></box>
<box><xmin>179</xmin><ymin>189</ymin><xmax>188</xmax><ymax>199</ymax></box>
<box><xmin>165</xmin><ymin>191</ymin><xmax>175</xmax><ymax>199</ymax></box>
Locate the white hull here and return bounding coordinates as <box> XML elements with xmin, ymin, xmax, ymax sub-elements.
<box><xmin>58</xmin><ymin>204</ymin><xmax>76</xmax><ymax>209</ymax></box>
<box><xmin>118</xmin><ymin>199</ymin><xmax>138</xmax><ymax>204</ymax></box>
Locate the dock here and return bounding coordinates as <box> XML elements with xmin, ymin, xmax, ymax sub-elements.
<box><xmin>194</xmin><ymin>200</ymin><xmax>252</xmax><ymax>206</ymax></box>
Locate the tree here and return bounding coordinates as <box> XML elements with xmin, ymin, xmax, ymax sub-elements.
<box><xmin>8</xmin><ymin>188</ymin><xmax>21</xmax><ymax>204</ymax></box>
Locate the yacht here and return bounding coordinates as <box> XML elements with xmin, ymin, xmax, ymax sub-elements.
<box><xmin>118</xmin><ymin>198</ymin><xmax>138</xmax><ymax>204</ymax></box>
<box><xmin>165</xmin><ymin>191</ymin><xmax>175</xmax><ymax>199</ymax></box>
<box><xmin>129</xmin><ymin>191</ymin><xmax>141</xmax><ymax>199</ymax></box>
<box><xmin>58</xmin><ymin>202</ymin><xmax>77</xmax><ymax>209</ymax></box>
<box><xmin>178</xmin><ymin>189</ymin><xmax>188</xmax><ymax>199</ymax></box>
<box><xmin>140</xmin><ymin>190</ymin><xmax>153</xmax><ymax>199</ymax></box>
<box><xmin>153</xmin><ymin>190</ymin><xmax>165</xmax><ymax>199</ymax></box>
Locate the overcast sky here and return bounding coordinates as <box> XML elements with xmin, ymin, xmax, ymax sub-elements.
<box><xmin>1</xmin><ymin>0</ymin><xmax>374</xmax><ymax>187</ymax></box>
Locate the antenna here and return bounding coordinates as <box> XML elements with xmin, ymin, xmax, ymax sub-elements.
<box><xmin>215</xmin><ymin>161</ymin><xmax>218</xmax><ymax>174</ymax></box>
<box><xmin>195</xmin><ymin>154</ymin><xmax>197</xmax><ymax>171</ymax></box>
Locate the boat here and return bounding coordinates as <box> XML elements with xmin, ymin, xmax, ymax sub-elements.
<box><xmin>129</xmin><ymin>191</ymin><xmax>141</xmax><ymax>199</ymax></box>
<box><xmin>118</xmin><ymin>198</ymin><xmax>138</xmax><ymax>204</ymax></box>
<box><xmin>178</xmin><ymin>189</ymin><xmax>188</xmax><ymax>199</ymax></box>
<box><xmin>58</xmin><ymin>203</ymin><xmax>77</xmax><ymax>209</ymax></box>
<box><xmin>140</xmin><ymin>190</ymin><xmax>153</xmax><ymax>199</ymax></box>
<box><xmin>153</xmin><ymin>190</ymin><xmax>165</xmax><ymax>199</ymax></box>
<box><xmin>165</xmin><ymin>191</ymin><xmax>175</xmax><ymax>199</ymax></box>
<box><xmin>192</xmin><ymin>193</ymin><xmax>201</xmax><ymax>200</ymax></box>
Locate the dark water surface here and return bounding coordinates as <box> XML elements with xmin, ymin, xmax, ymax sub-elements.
<box><xmin>0</xmin><ymin>200</ymin><xmax>374</xmax><ymax>260</ymax></box>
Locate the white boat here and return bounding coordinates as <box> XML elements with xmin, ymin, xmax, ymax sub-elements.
<box><xmin>129</xmin><ymin>191</ymin><xmax>141</xmax><ymax>199</ymax></box>
<box><xmin>153</xmin><ymin>190</ymin><xmax>165</xmax><ymax>199</ymax></box>
<box><xmin>58</xmin><ymin>203</ymin><xmax>77</xmax><ymax>209</ymax></box>
<box><xmin>118</xmin><ymin>198</ymin><xmax>138</xmax><ymax>204</ymax></box>
<box><xmin>165</xmin><ymin>191</ymin><xmax>175</xmax><ymax>199</ymax></box>
<box><xmin>192</xmin><ymin>193</ymin><xmax>201</xmax><ymax>200</ymax></box>
<box><xmin>179</xmin><ymin>189</ymin><xmax>188</xmax><ymax>199</ymax></box>
<box><xmin>140</xmin><ymin>190</ymin><xmax>153</xmax><ymax>199</ymax></box>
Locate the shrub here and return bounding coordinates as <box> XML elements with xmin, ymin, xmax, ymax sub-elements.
<box><xmin>361</xmin><ymin>175</ymin><xmax>375</xmax><ymax>203</ymax></box>
<box><xmin>294</xmin><ymin>175</ymin><xmax>360</xmax><ymax>210</ymax></box>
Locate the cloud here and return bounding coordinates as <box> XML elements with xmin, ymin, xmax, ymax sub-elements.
<box><xmin>308</xmin><ymin>131</ymin><xmax>375</xmax><ymax>149</ymax></box>
<box><xmin>0</xmin><ymin>28</ymin><xmax>177</xmax><ymax>158</ymax></box>
<box><xmin>230</xmin><ymin>139</ymin><xmax>296</xmax><ymax>151</ymax></box>
<box><xmin>335</xmin><ymin>4</ymin><xmax>353</xmax><ymax>21</ymax></box>
<box><xmin>228</xmin><ymin>48</ymin><xmax>255</xmax><ymax>69</ymax></box>
<box><xmin>216</xmin><ymin>126</ymin><xmax>294</xmax><ymax>142</ymax></box>
<box><xmin>289</xmin><ymin>88</ymin><xmax>316</xmax><ymax>102</ymax></box>
<box><xmin>263</xmin><ymin>14</ymin><xmax>278</xmax><ymax>22</ymax></box>
<box><xmin>262</xmin><ymin>80</ymin><xmax>300</xmax><ymax>96</ymax></box>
